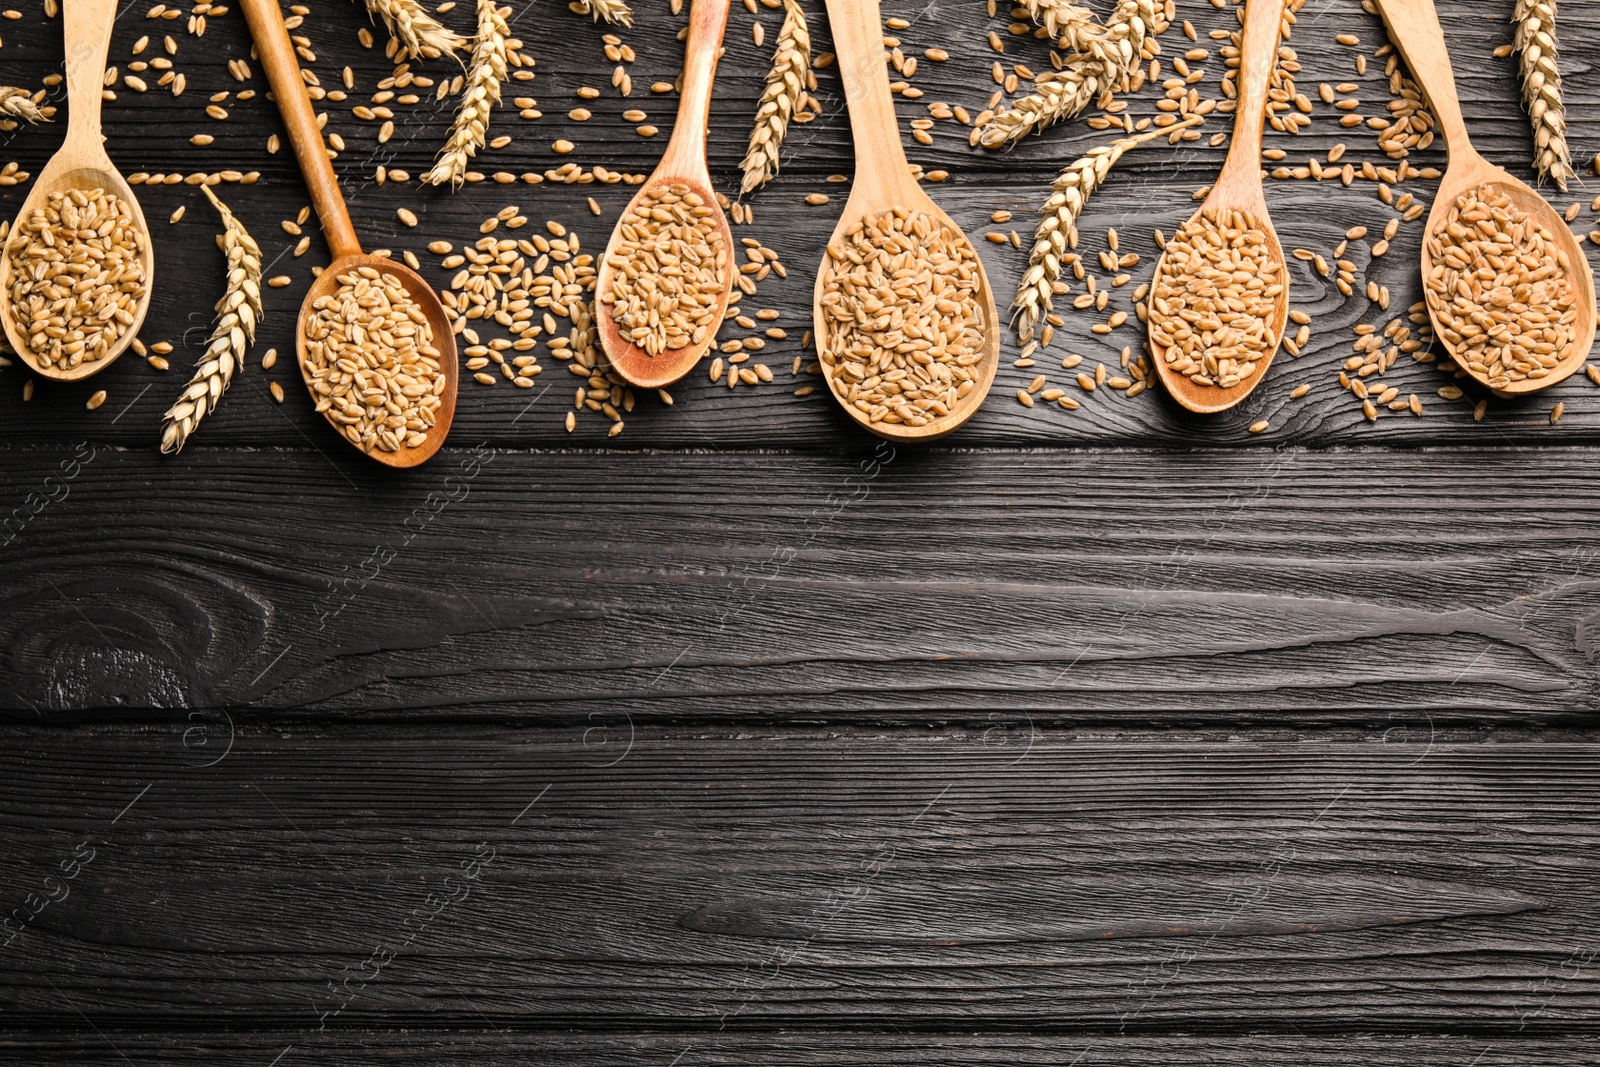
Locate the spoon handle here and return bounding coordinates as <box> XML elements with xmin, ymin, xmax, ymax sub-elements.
<box><xmin>660</xmin><ymin>0</ymin><xmax>731</xmax><ymax>176</ymax></box>
<box><xmin>1370</xmin><ymin>0</ymin><xmax>1470</xmax><ymax>158</ymax></box>
<box><xmin>62</xmin><ymin>0</ymin><xmax>116</xmax><ymax>148</ymax></box>
<box><xmin>238</xmin><ymin>0</ymin><xmax>361</xmax><ymax>260</ymax></box>
<box><xmin>825</xmin><ymin>0</ymin><xmax>913</xmax><ymax>183</ymax></box>
<box><xmin>1218</xmin><ymin>0</ymin><xmax>1285</xmax><ymax>187</ymax></box>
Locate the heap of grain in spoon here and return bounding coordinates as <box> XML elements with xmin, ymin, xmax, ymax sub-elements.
<box><xmin>302</xmin><ymin>265</ymin><xmax>446</xmax><ymax>453</ymax></box>
<box><xmin>817</xmin><ymin>207</ymin><xmax>987</xmax><ymax>428</ymax></box>
<box><xmin>600</xmin><ymin>182</ymin><xmax>727</xmax><ymax>356</ymax></box>
<box><xmin>1425</xmin><ymin>182</ymin><xmax>1579</xmax><ymax>389</ymax></box>
<box><xmin>1148</xmin><ymin>206</ymin><xmax>1284</xmax><ymax>389</ymax></box>
<box><xmin>7</xmin><ymin>187</ymin><xmax>147</xmax><ymax>371</ymax></box>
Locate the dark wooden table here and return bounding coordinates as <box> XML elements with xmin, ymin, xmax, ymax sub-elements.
<box><xmin>3</xmin><ymin>0</ymin><xmax>1599</xmax><ymax>1061</ymax></box>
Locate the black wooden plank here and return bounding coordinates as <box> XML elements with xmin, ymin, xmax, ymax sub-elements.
<box><xmin>0</xmin><ymin>1029</ymin><xmax>1593</xmax><ymax>1065</ymax></box>
<box><xmin>1</xmin><ymin>444</ymin><xmax>1597</xmax><ymax>715</ymax></box>
<box><xmin>1</xmin><ymin>724</ymin><xmax>1597</xmax><ymax>1031</ymax></box>
<box><xmin>0</xmin><ymin>2</ymin><xmax>1597</xmax><ymax>449</ymax></box>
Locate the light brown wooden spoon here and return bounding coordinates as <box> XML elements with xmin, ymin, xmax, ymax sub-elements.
<box><xmin>594</xmin><ymin>0</ymin><xmax>733</xmax><ymax>391</ymax></box>
<box><xmin>814</xmin><ymin>0</ymin><xmax>1000</xmax><ymax>442</ymax></box>
<box><xmin>240</xmin><ymin>0</ymin><xmax>457</xmax><ymax>468</ymax></box>
<box><xmin>1149</xmin><ymin>0</ymin><xmax>1289</xmax><ymax>415</ymax></box>
<box><xmin>0</xmin><ymin>0</ymin><xmax>154</xmax><ymax>382</ymax></box>
<box><xmin>1373</xmin><ymin>0</ymin><xmax>1594</xmax><ymax>397</ymax></box>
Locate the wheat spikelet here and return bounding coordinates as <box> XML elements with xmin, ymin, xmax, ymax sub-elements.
<box><xmin>1012</xmin><ymin>117</ymin><xmax>1199</xmax><ymax>346</ymax></box>
<box><xmin>738</xmin><ymin>0</ymin><xmax>811</xmax><ymax>195</ymax></box>
<box><xmin>978</xmin><ymin>0</ymin><xmax>1156</xmax><ymax>149</ymax></box>
<box><xmin>359</xmin><ymin>0</ymin><xmax>466</xmax><ymax>60</ymax></box>
<box><xmin>1017</xmin><ymin>0</ymin><xmax>1100</xmax><ymax>51</ymax></box>
<box><xmin>424</xmin><ymin>0</ymin><xmax>508</xmax><ymax>187</ymax></box>
<box><xmin>0</xmin><ymin>86</ymin><xmax>47</xmax><ymax>126</ymax></box>
<box><xmin>160</xmin><ymin>188</ymin><xmax>262</xmax><ymax>455</ymax></box>
<box><xmin>576</xmin><ymin>0</ymin><xmax>632</xmax><ymax>26</ymax></box>
<box><xmin>1513</xmin><ymin>0</ymin><xmax>1574</xmax><ymax>191</ymax></box>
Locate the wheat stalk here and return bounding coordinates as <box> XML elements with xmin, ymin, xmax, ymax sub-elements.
<box><xmin>358</xmin><ymin>0</ymin><xmax>466</xmax><ymax>60</ymax></box>
<box><xmin>1012</xmin><ymin>117</ymin><xmax>1199</xmax><ymax>346</ymax></box>
<box><xmin>423</xmin><ymin>0</ymin><xmax>509</xmax><ymax>187</ymax></box>
<box><xmin>1513</xmin><ymin>0</ymin><xmax>1574</xmax><ymax>191</ymax></box>
<box><xmin>575</xmin><ymin>0</ymin><xmax>632</xmax><ymax>26</ymax></box>
<box><xmin>160</xmin><ymin>188</ymin><xmax>262</xmax><ymax>455</ymax></box>
<box><xmin>0</xmin><ymin>86</ymin><xmax>47</xmax><ymax>126</ymax></box>
<box><xmin>738</xmin><ymin>0</ymin><xmax>810</xmax><ymax>195</ymax></box>
<box><xmin>978</xmin><ymin>0</ymin><xmax>1155</xmax><ymax>149</ymax></box>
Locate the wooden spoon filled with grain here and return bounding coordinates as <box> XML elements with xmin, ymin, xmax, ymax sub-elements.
<box><xmin>1147</xmin><ymin>0</ymin><xmax>1290</xmax><ymax>415</ymax></box>
<box><xmin>1373</xmin><ymin>0</ymin><xmax>1594</xmax><ymax>396</ymax></box>
<box><xmin>239</xmin><ymin>0</ymin><xmax>458</xmax><ymax>467</ymax></box>
<box><xmin>594</xmin><ymin>0</ymin><xmax>735</xmax><ymax>391</ymax></box>
<box><xmin>0</xmin><ymin>0</ymin><xmax>154</xmax><ymax>383</ymax></box>
<box><xmin>812</xmin><ymin>0</ymin><xmax>1000</xmax><ymax>442</ymax></box>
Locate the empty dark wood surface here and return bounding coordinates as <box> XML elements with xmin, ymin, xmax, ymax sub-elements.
<box><xmin>2</xmin><ymin>0</ymin><xmax>1598</xmax><ymax>1062</ymax></box>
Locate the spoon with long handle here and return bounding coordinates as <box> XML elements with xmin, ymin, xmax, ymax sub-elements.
<box><xmin>240</xmin><ymin>0</ymin><xmax>458</xmax><ymax>467</ymax></box>
<box><xmin>1149</xmin><ymin>0</ymin><xmax>1289</xmax><ymax>414</ymax></box>
<box><xmin>815</xmin><ymin>0</ymin><xmax>999</xmax><ymax>441</ymax></box>
<box><xmin>595</xmin><ymin>0</ymin><xmax>733</xmax><ymax>390</ymax></box>
<box><xmin>1372</xmin><ymin>0</ymin><xmax>1594</xmax><ymax>396</ymax></box>
<box><xmin>0</xmin><ymin>0</ymin><xmax>154</xmax><ymax>382</ymax></box>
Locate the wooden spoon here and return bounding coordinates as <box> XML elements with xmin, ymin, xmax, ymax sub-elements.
<box><xmin>814</xmin><ymin>0</ymin><xmax>1000</xmax><ymax>442</ymax></box>
<box><xmin>1373</xmin><ymin>0</ymin><xmax>1594</xmax><ymax>397</ymax></box>
<box><xmin>594</xmin><ymin>0</ymin><xmax>733</xmax><ymax>390</ymax></box>
<box><xmin>240</xmin><ymin>0</ymin><xmax>457</xmax><ymax>467</ymax></box>
<box><xmin>0</xmin><ymin>0</ymin><xmax>155</xmax><ymax>382</ymax></box>
<box><xmin>1149</xmin><ymin>0</ymin><xmax>1289</xmax><ymax>415</ymax></box>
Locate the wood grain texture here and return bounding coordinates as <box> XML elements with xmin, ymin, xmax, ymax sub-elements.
<box><xmin>1</xmin><ymin>444</ymin><xmax>1597</xmax><ymax>716</ymax></box>
<box><xmin>4</xmin><ymin>1031</ymin><xmax>1597</xmax><ymax>1065</ymax></box>
<box><xmin>0</xmin><ymin>1</ymin><xmax>1594</xmax><ymax>448</ymax></box>
<box><xmin>0</xmin><ymin>724</ymin><xmax>1597</xmax><ymax>1032</ymax></box>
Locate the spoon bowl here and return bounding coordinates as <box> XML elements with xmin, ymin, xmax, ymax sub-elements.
<box><xmin>1149</xmin><ymin>0</ymin><xmax>1288</xmax><ymax>415</ymax></box>
<box><xmin>0</xmin><ymin>0</ymin><xmax>154</xmax><ymax>382</ymax></box>
<box><xmin>596</xmin><ymin>170</ymin><xmax>734</xmax><ymax>391</ymax></box>
<box><xmin>296</xmin><ymin>253</ymin><xmax>459</xmax><ymax>469</ymax></box>
<box><xmin>1374</xmin><ymin>0</ymin><xmax>1595</xmax><ymax>396</ymax></box>
<box><xmin>595</xmin><ymin>0</ymin><xmax>733</xmax><ymax>391</ymax></box>
<box><xmin>242</xmin><ymin>0</ymin><xmax>458</xmax><ymax>466</ymax></box>
<box><xmin>814</xmin><ymin>0</ymin><xmax>999</xmax><ymax>442</ymax></box>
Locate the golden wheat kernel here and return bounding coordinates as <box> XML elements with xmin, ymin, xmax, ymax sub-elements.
<box><xmin>86</xmin><ymin>389</ymin><xmax>107</xmax><ymax>410</ymax></box>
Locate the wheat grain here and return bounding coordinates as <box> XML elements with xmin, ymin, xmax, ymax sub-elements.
<box><xmin>160</xmin><ymin>186</ymin><xmax>263</xmax><ymax>454</ymax></box>
<box><xmin>1513</xmin><ymin>0</ymin><xmax>1575</xmax><ymax>191</ymax></box>
<box><xmin>977</xmin><ymin>0</ymin><xmax>1155</xmax><ymax>148</ymax></box>
<box><xmin>423</xmin><ymin>0</ymin><xmax>508</xmax><ymax>187</ymax></box>
<box><xmin>358</xmin><ymin>0</ymin><xmax>466</xmax><ymax>60</ymax></box>
<box><xmin>1014</xmin><ymin>117</ymin><xmax>1199</xmax><ymax>345</ymax></box>
<box><xmin>738</xmin><ymin>0</ymin><xmax>810</xmax><ymax>195</ymax></box>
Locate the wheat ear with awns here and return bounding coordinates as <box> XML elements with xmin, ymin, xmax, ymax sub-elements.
<box><xmin>358</xmin><ymin>0</ymin><xmax>467</xmax><ymax>60</ymax></box>
<box><xmin>0</xmin><ymin>86</ymin><xmax>48</xmax><ymax>127</ymax></box>
<box><xmin>160</xmin><ymin>188</ymin><xmax>263</xmax><ymax>455</ymax></box>
<box><xmin>1513</xmin><ymin>0</ymin><xmax>1575</xmax><ymax>191</ymax></box>
<box><xmin>739</xmin><ymin>0</ymin><xmax>811</xmax><ymax>195</ymax></box>
<box><xmin>1013</xmin><ymin>117</ymin><xmax>1200</xmax><ymax>347</ymax></box>
<box><xmin>978</xmin><ymin>0</ymin><xmax>1157</xmax><ymax>149</ymax></box>
<box><xmin>424</xmin><ymin>0</ymin><xmax>509</xmax><ymax>187</ymax></box>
